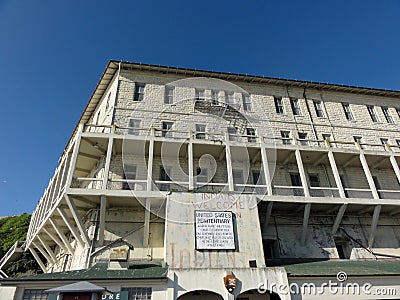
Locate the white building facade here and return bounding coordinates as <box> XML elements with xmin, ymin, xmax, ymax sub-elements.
<box><xmin>2</xmin><ymin>61</ymin><xmax>400</xmax><ymax>299</ymax></box>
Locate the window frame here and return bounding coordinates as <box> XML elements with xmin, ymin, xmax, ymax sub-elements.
<box><xmin>195</xmin><ymin>88</ymin><xmax>205</xmax><ymax>100</ymax></box>
<box><xmin>242</xmin><ymin>94</ymin><xmax>252</xmax><ymax>111</ymax></box>
<box><xmin>128</xmin><ymin>119</ymin><xmax>141</xmax><ymax>135</ymax></box>
<box><xmin>280</xmin><ymin>130</ymin><xmax>291</xmax><ymax>145</ymax></box>
<box><xmin>195</xmin><ymin>124</ymin><xmax>206</xmax><ymax>139</ymax></box>
<box><xmin>246</xmin><ymin>127</ymin><xmax>256</xmax><ymax>142</ymax></box>
<box><xmin>162</xmin><ymin>121</ymin><xmax>174</xmax><ymax>137</ymax></box>
<box><xmin>133</xmin><ymin>83</ymin><xmax>145</xmax><ymax>101</ymax></box>
<box><xmin>164</xmin><ymin>86</ymin><xmax>175</xmax><ymax>104</ymax></box>
<box><xmin>342</xmin><ymin>102</ymin><xmax>354</xmax><ymax>121</ymax></box>
<box><xmin>274</xmin><ymin>96</ymin><xmax>284</xmax><ymax>114</ymax></box>
<box><xmin>290</xmin><ymin>98</ymin><xmax>301</xmax><ymax>116</ymax></box>
<box><xmin>313</xmin><ymin>100</ymin><xmax>325</xmax><ymax>118</ymax></box>
<box><xmin>382</xmin><ymin>107</ymin><xmax>394</xmax><ymax>124</ymax></box>
<box><xmin>367</xmin><ymin>105</ymin><xmax>379</xmax><ymax>122</ymax></box>
<box><xmin>298</xmin><ymin>132</ymin><xmax>308</xmax><ymax>146</ymax></box>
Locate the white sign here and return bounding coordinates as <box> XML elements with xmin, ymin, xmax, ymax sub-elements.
<box><xmin>195</xmin><ymin>211</ymin><xmax>235</xmax><ymax>250</ymax></box>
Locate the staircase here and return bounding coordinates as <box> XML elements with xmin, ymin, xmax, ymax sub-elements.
<box><xmin>0</xmin><ymin>241</ymin><xmax>25</xmax><ymax>278</ymax></box>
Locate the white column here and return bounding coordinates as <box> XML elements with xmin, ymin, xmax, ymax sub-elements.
<box><xmin>327</xmin><ymin>151</ymin><xmax>346</xmax><ymax>198</ymax></box>
<box><xmin>332</xmin><ymin>204</ymin><xmax>348</xmax><ymax>235</ymax></box>
<box><xmin>263</xmin><ymin>202</ymin><xmax>274</xmax><ymax>232</ymax></box>
<box><xmin>57</xmin><ymin>207</ymin><xmax>85</xmax><ymax>248</ymax></box>
<box><xmin>65</xmin><ymin>124</ymin><xmax>84</xmax><ymax>189</ymax></box>
<box><xmin>29</xmin><ymin>247</ymin><xmax>46</xmax><ymax>272</ymax></box>
<box><xmin>143</xmin><ymin>199</ymin><xmax>151</xmax><ymax>247</ymax></box>
<box><xmin>295</xmin><ymin>149</ymin><xmax>310</xmax><ymax>197</ymax></box>
<box><xmin>42</xmin><ymin>227</ymin><xmax>67</xmax><ymax>254</ymax></box>
<box><xmin>359</xmin><ymin>152</ymin><xmax>379</xmax><ymax>199</ymax></box>
<box><xmin>36</xmin><ymin>235</ymin><xmax>57</xmax><ymax>263</ymax></box>
<box><xmin>98</xmin><ymin>195</ymin><xmax>107</xmax><ymax>245</ymax></box>
<box><xmin>188</xmin><ymin>136</ymin><xmax>194</xmax><ymax>190</ymax></box>
<box><xmin>225</xmin><ymin>133</ymin><xmax>234</xmax><ymax>191</ymax></box>
<box><xmin>147</xmin><ymin>128</ymin><xmax>155</xmax><ymax>191</ymax></box>
<box><xmin>260</xmin><ymin>144</ymin><xmax>273</xmax><ymax>195</ymax></box>
<box><xmin>368</xmin><ymin>205</ymin><xmax>381</xmax><ymax>248</ymax></box>
<box><xmin>102</xmin><ymin>135</ymin><xmax>114</xmax><ymax>191</ymax></box>
<box><xmin>64</xmin><ymin>195</ymin><xmax>90</xmax><ymax>246</ymax></box>
<box><xmin>32</xmin><ymin>241</ymin><xmax>53</xmax><ymax>265</ymax></box>
<box><xmin>390</xmin><ymin>155</ymin><xmax>400</xmax><ymax>184</ymax></box>
<box><xmin>49</xmin><ymin>218</ymin><xmax>74</xmax><ymax>254</ymax></box>
<box><xmin>301</xmin><ymin>203</ymin><xmax>311</xmax><ymax>245</ymax></box>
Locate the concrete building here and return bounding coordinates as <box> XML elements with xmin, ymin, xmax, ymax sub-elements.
<box><xmin>2</xmin><ymin>60</ymin><xmax>400</xmax><ymax>299</ymax></box>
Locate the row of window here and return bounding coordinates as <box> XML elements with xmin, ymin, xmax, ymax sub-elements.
<box><xmin>133</xmin><ymin>83</ymin><xmax>400</xmax><ymax>124</ymax></box>
<box><xmin>135</xmin><ymin>83</ymin><xmax>253</xmax><ymax>111</ymax></box>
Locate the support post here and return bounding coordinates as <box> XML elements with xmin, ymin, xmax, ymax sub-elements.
<box><xmin>188</xmin><ymin>135</ymin><xmax>194</xmax><ymax>190</ymax></box>
<box><xmin>98</xmin><ymin>195</ymin><xmax>106</xmax><ymax>245</ymax></box>
<box><xmin>263</xmin><ymin>202</ymin><xmax>274</xmax><ymax>232</ymax></box>
<box><xmin>36</xmin><ymin>235</ymin><xmax>57</xmax><ymax>263</ymax></box>
<box><xmin>260</xmin><ymin>144</ymin><xmax>273</xmax><ymax>195</ymax></box>
<box><xmin>327</xmin><ymin>151</ymin><xmax>346</xmax><ymax>198</ymax></box>
<box><xmin>42</xmin><ymin>227</ymin><xmax>67</xmax><ymax>254</ymax></box>
<box><xmin>32</xmin><ymin>241</ymin><xmax>53</xmax><ymax>265</ymax></box>
<box><xmin>49</xmin><ymin>218</ymin><xmax>74</xmax><ymax>254</ymax></box>
<box><xmin>102</xmin><ymin>136</ymin><xmax>114</xmax><ymax>190</ymax></box>
<box><xmin>295</xmin><ymin>149</ymin><xmax>310</xmax><ymax>198</ymax></box>
<box><xmin>390</xmin><ymin>155</ymin><xmax>400</xmax><ymax>184</ymax></box>
<box><xmin>359</xmin><ymin>152</ymin><xmax>379</xmax><ymax>199</ymax></box>
<box><xmin>332</xmin><ymin>204</ymin><xmax>347</xmax><ymax>235</ymax></box>
<box><xmin>143</xmin><ymin>199</ymin><xmax>151</xmax><ymax>247</ymax></box>
<box><xmin>29</xmin><ymin>247</ymin><xmax>46</xmax><ymax>272</ymax></box>
<box><xmin>57</xmin><ymin>207</ymin><xmax>85</xmax><ymax>248</ymax></box>
<box><xmin>368</xmin><ymin>205</ymin><xmax>381</xmax><ymax>248</ymax></box>
<box><xmin>64</xmin><ymin>195</ymin><xmax>90</xmax><ymax>246</ymax></box>
<box><xmin>65</xmin><ymin>124</ymin><xmax>84</xmax><ymax>189</ymax></box>
<box><xmin>301</xmin><ymin>203</ymin><xmax>311</xmax><ymax>245</ymax></box>
<box><xmin>147</xmin><ymin>128</ymin><xmax>155</xmax><ymax>191</ymax></box>
<box><xmin>225</xmin><ymin>133</ymin><xmax>234</xmax><ymax>191</ymax></box>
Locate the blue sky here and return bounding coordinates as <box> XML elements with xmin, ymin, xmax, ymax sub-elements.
<box><xmin>0</xmin><ymin>0</ymin><xmax>399</xmax><ymax>216</ymax></box>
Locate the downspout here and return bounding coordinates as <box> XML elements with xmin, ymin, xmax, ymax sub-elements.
<box><xmin>303</xmin><ymin>84</ymin><xmax>318</xmax><ymax>140</ymax></box>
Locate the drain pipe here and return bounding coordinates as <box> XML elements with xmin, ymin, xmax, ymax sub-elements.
<box><xmin>303</xmin><ymin>85</ymin><xmax>318</xmax><ymax>141</ymax></box>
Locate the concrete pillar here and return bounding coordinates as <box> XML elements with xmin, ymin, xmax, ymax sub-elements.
<box><xmin>65</xmin><ymin>123</ymin><xmax>84</xmax><ymax>189</ymax></box>
<box><xmin>295</xmin><ymin>149</ymin><xmax>310</xmax><ymax>197</ymax></box>
<box><xmin>49</xmin><ymin>218</ymin><xmax>74</xmax><ymax>254</ymax></box>
<box><xmin>260</xmin><ymin>144</ymin><xmax>273</xmax><ymax>195</ymax></box>
<box><xmin>147</xmin><ymin>128</ymin><xmax>155</xmax><ymax>191</ymax></box>
<box><xmin>98</xmin><ymin>195</ymin><xmax>106</xmax><ymax>245</ymax></box>
<box><xmin>64</xmin><ymin>195</ymin><xmax>90</xmax><ymax>246</ymax></box>
<box><xmin>29</xmin><ymin>247</ymin><xmax>46</xmax><ymax>272</ymax></box>
<box><xmin>225</xmin><ymin>133</ymin><xmax>234</xmax><ymax>191</ymax></box>
<box><xmin>188</xmin><ymin>134</ymin><xmax>194</xmax><ymax>190</ymax></box>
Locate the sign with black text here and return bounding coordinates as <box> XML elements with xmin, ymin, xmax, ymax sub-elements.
<box><xmin>195</xmin><ymin>211</ymin><xmax>235</xmax><ymax>250</ymax></box>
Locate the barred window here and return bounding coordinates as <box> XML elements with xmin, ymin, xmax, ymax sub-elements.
<box><xmin>313</xmin><ymin>100</ymin><xmax>324</xmax><ymax>117</ymax></box>
<box><xmin>121</xmin><ymin>287</ymin><xmax>152</xmax><ymax>300</ymax></box>
<box><xmin>274</xmin><ymin>96</ymin><xmax>284</xmax><ymax>114</ymax></box>
<box><xmin>382</xmin><ymin>107</ymin><xmax>394</xmax><ymax>124</ymax></box>
<box><xmin>134</xmin><ymin>83</ymin><xmax>145</xmax><ymax>101</ymax></box>
<box><xmin>367</xmin><ymin>105</ymin><xmax>378</xmax><ymax>122</ymax></box>
<box><xmin>242</xmin><ymin>94</ymin><xmax>252</xmax><ymax>111</ymax></box>
<box><xmin>23</xmin><ymin>289</ymin><xmax>48</xmax><ymax>300</ymax></box>
<box><xmin>342</xmin><ymin>102</ymin><xmax>354</xmax><ymax>121</ymax></box>
<box><xmin>290</xmin><ymin>98</ymin><xmax>301</xmax><ymax>115</ymax></box>
<box><xmin>165</xmin><ymin>86</ymin><xmax>175</xmax><ymax>104</ymax></box>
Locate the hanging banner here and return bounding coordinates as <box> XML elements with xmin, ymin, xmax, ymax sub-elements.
<box><xmin>195</xmin><ymin>211</ymin><xmax>235</xmax><ymax>250</ymax></box>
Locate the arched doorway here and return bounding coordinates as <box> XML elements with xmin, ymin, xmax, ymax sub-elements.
<box><xmin>237</xmin><ymin>289</ymin><xmax>281</xmax><ymax>300</ymax></box>
<box><xmin>177</xmin><ymin>290</ymin><xmax>223</xmax><ymax>300</ymax></box>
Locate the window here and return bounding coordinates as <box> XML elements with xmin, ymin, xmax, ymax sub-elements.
<box><xmin>196</xmin><ymin>167</ymin><xmax>208</xmax><ymax>183</ymax></box>
<box><xmin>228</xmin><ymin>126</ymin><xmax>237</xmax><ymax>141</ymax></box>
<box><xmin>211</xmin><ymin>90</ymin><xmax>219</xmax><ymax>104</ymax></box>
<box><xmin>225</xmin><ymin>92</ymin><xmax>234</xmax><ymax>104</ymax></box>
<box><xmin>123</xmin><ymin>164</ymin><xmax>137</xmax><ymax>190</ymax></box>
<box><xmin>159</xmin><ymin>166</ymin><xmax>171</xmax><ymax>191</ymax></box>
<box><xmin>162</xmin><ymin>121</ymin><xmax>173</xmax><ymax>137</ymax></box>
<box><xmin>23</xmin><ymin>289</ymin><xmax>48</xmax><ymax>300</ymax></box>
<box><xmin>195</xmin><ymin>88</ymin><xmax>205</xmax><ymax>100</ymax></box>
<box><xmin>367</xmin><ymin>105</ymin><xmax>378</xmax><ymax>122</ymax></box>
<box><xmin>381</xmin><ymin>138</ymin><xmax>389</xmax><ymax>150</ymax></box>
<box><xmin>195</xmin><ymin>124</ymin><xmax>206</xmax><ymax>139</ymax></box>
<box><xmin>290</xmin><ymin>173</ymin><xmax>304</xmax><ymax>196</ymax></box>
<box><xmin>396</xmin><ymin>139</ymin><xmax>400</xmax><ymax>146</ymax></box>
<box><xmin>322</xmin><ymin>134</ymin><xmax>331</xmax><ymax>141</ymax></box>
<box><xmin>121</xmin><ymin>287</ymin><xmax>152</xmax><ymax>300</ymax></box>
<box><xmin>233</xmin><ymin>170</ymin><xmax>244</xmax><ymax>184</ymax></box>
<box><xmin>128</xmin><ymin>119</ymin><xmax>141</xmax><ymax>135</ymax></box>
<box><xmin>133</xmin><ymin>83</ymin><xmax>145</xmax><ymax>101</ymax></box>
<box><xmin>342</xmin><ymin>102</ymin><xmax>354</xmax><ymax>121</ymax></box>
<box><xmin>298</xmin><ymin>132</ymin><xmax>308</xmax><ymax>146</ymax></box>
<box><xmin>242</xmin><ymin>94</ymin><xmax>252</xmax><ymax>111</ymax></box>
<box><xmin>313</xmin><ymin>100</ymin><xmax>324</xmax><ymax>117</ymax></box>
<box><xmin>309</xmin><ymin>174</ymin><xmax>323</xmax><ymax>197</ymax></box>
<box><xmin>164</xmin><ymin>86</ymin><xmax>174</xmax><ymax>104</ymax></box>
<box><xmin>290</xmin><ymin>98</ymin><xmax>301</xmax><ymax>115</ymax></box>
<box><xmin>382</xmin><ymin>107</ymin><xmax>394</xmax><ymax>124</ymax></box>
<box><xmin>274</xmin><ymin>96</ymin><xmax>284</xmax><ymax>114</ymax></box>
<box><xmin>246</xmin><ymin>128</ymin><xmax>256</xmax><ymax>142</ymax></box>
<box><xmin>353</xmin><ymin>136</ymin><xmax>364</xmax><ymax>149</ymax></box>
<box><xmin>281</xmin><ymin>131</ymin><xmax>291</xmax><ymax>145</ymax></box>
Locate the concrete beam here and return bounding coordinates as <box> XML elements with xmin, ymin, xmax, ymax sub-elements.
<box><xmin>359</xmin><ymin>152</ymin><xmax>380</xmax><ymax>199</ymax></box>
<box><xmin>81</xmin><ymin>138</ymin><xmax>106</xmax><ymax>154</ymax></box>
<box><xmin>188</xmin><ymin>141</ymin><xmax>194</xmax><ymax>190</ymax></box>
<box><xmin>42</xmin><ymin>227</ymin><xmax>67</xmax><ymax>254</ymax></box>
<box><xmin>36</xmin><ymin>235</ymin><xmax>57</xmax><ymax>263</ymax></box>
<box><xmin>295</xmin><ymin>149</ymin><xmax>310</xmax><ymax>198</ymax></box>
<box><xmin>371</xmin><ymin>157</ymin><xmax>387</xmax><ymax>169</ymax></box>
<box><xmin>301</xmin><ymin>203</ymin><xmax>311</xmax><ymax>245</ymax></box>
<box><xmin>143</xmin><ymin>199</ymin><xmax>151</xmax><ymax>247</ymax></box>
<box><xmin>312</xmin><ymin>153</ymin><xmax>327</xmax><ymax>166</ymax></box>
<box><xmin>64</xmin><ymin>195</ymin><xmax>90</xmax><ymax>246</ymax></box>
<box><xmin>29</xmin><ymin>247</ymin><xmax>46</xmax><ymax>272</ymax></box>
<box><xmin>102</xmin><ymin>137</ymin><xmax>114</xmax><ymax>191</ymax></box>
<box><xmin>327</xmin><ymin>151</ymin><xmax>346</xmax><ymax>198</ymax></box>
<box><xmin>260</xmin><ymin>145</ymin><xmax>273</xmax><ymax>196</ymax></box>
<box><xmin>57</xmin><ymin>207</ymin><xmax>85</xmax><ymax>248</ymax></box>
<box><xmin>79</xmin><ymin>152</ymin><xmax>101</xmax><ymax>160</ymax></box>
<box><xmin>262</xmin><ymin>202</ymin><xmax>274</xmax><ymax>232</ymax></box>
<box><xmin>282</xmin><ymin>151</ymin><xmax>295</xmax><ymax>165</ymax></box>
<box><xmin>98</xmin><ymin>195</ymin><xmax>106</xmax><ymax>245</ymax></box>
<box><xmin>147</xmin><ymin>134</ymin><xmax>155</xmax><ymax>191</ymax></box>
<box><xmin>390</xmin><ymin>155</ymin><xmax>400</xmax><ymax>184</ymax></box>
<box><xmin>32</xmin><ymin>241</ymin><xmax>53</xmax><ymax>265</ymax></box>
<box><xmin>368</xmin><ymin>205</ymin><xmax>381</xmax><ymax>248</ymax></box>
<box><xmin>332</xmin><ymin>204</ymin><xmax>347</xmax><ymax>235</ymax></box>
<box><xmin>49</xmin><ymin>218</ymin><xmax>74</xmax><ymax>254</ymax></box>
<box><xmin>343</xmin><ymin>156</ymin><xmax>358</xmax><ymax>168</ymax></box>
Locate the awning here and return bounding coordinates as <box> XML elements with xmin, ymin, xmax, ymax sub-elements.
<box><xmin>45</xmin><ymin>281</ymin><xmax>106</xmax><ymax>293</ymax></box>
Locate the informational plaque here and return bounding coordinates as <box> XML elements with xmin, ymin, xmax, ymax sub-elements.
<box><xmin>195</xmin><ymin>211</ymin><xmax>235</xmax><ymax>250</ymax></box>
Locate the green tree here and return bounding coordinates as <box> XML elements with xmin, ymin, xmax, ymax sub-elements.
<box><xmin>0</xmin><ymin>214</ymin><xmax>42</xmax><ymax>277</ymax></box>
